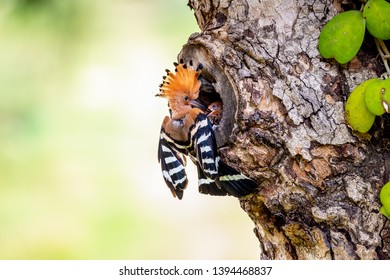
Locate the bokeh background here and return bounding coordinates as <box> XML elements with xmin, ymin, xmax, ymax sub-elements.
<box><xmin>0</xmin><ymin>0</ymin><xmax>259</xmax><ymax>259</ymax></box>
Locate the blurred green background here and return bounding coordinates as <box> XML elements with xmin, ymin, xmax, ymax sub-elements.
<box><xmin>0</xmin><ymin>0</ymin><xmax>258</xmax><ymax>259</ymax></box>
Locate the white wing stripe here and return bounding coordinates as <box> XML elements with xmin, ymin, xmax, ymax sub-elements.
<box><xmin>203</xmin><ymin>168</ymin><xmax>218</xmax><ymax>175</ymax></box>
<box><xmin>197</xmin><ymin>132</ymin><xmax>211</xmax><ymax>145</ymax></box>
<box><xmin>220</xmin><ymin>174</ymin><xmax>249</xmax><ymax>181</ymax></box>
<box><xmin>198</xmin><ymin>178</ymin><xmax>215</xmax><ymax>186</ymax></box>
<box><xmin>173</xmin><ymin>176</ymin><xmax>187</xmax><ymax>187</ymax></box>
<box><xmin>202</xmin><ymin>157</ymin><xmax>216</xmax><ymax>164</ymax></box>
<box><xmin>200</xmin><ymin>145</ymin><xmax>212</xmax><ymax>153</ymax></box>
<box><xmin>162</xmin><ymin>171</ymin><xmax>173</xmax><ymax>183</ymax></box>
<box><xmin>164</xmin><ymin>156</ymin><xmax>178</xmax><ymax>164</ymax></box>
<box><xmin>169</xmin><ymin>165</ymin><xmax>185</xmax><ymax>176</ymax></box>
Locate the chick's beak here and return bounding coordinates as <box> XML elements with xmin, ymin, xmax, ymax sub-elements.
<box><xmin>208</xmin><ymin>110</ymin><xmax>219</xmax><ymax>116</ymax></box>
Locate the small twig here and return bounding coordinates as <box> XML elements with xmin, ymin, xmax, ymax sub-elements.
<box><xmin>375</xmin><ymin>38</ymin><xmax>390</xmax><ymax>76</ymax></box>
<box><xmin>360</xmin><ymin>3</ymin><xmax>365</xmax><ymax>12</ymax></box>
<box><xmin>379</xmin><ymin>40</ymin><xmax>390</xmax><ymax>59</ymax></box>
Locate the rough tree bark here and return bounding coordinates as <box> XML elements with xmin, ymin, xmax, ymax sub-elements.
<box><xmin>179</xmin><ymin>0</ymin><xmax>390</xmax><ymax>260</ymax></box>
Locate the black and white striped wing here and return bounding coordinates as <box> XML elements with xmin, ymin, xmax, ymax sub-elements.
<box><xmin>192</xmin><ymin>114</ymin><xmax>219</xmax><ymax>180</ymax></box>
<box><xmin>158</xmin><ymin>131</ymin><xmax>188</xmax><ymax>200</ymax></box>
<box><xmin>191</xmin><ymin>114</ymin><xmax>257</xmax><ymax>198</ymax></box>
<box><xmin>194</xmin><ymin>154</ymin><xmax>257</xmax><ymax>198</ymax></box>
<box><xmin>196</xmin><ymin>162</ymin><xmax>228</xmax><ymax>196</ymax></box>
<box><xmin>217</xmin><ymin>161</ymin><xmax>258</xmax><ymax>197</ymax></box>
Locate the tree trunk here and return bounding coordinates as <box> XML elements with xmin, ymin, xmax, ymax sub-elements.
<box><xmin>181</xmin><ymin>0</ymin><xmax>390</xmax><ymax>259</ymax></box>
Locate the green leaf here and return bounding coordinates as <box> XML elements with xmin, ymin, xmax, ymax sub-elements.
<box><xmin>364</xmin><ymin>78</ymin><xmax>390</xmax><ymax>115</ymax></box>
<box><xmin>364</xmin><ymin>0</ymin><xmax>390</xmax><ymax>40</ymax></box>
<box><xmin>319</xmin><ymin>10</ymin><xmax>366</xmax><ymax>64</ymax></box>
<box><xmin>345</xmin><ymin>79</ymin><xmax>377</xmax><ymax>133</ymax></box>
<box><xmin>380</xmin><ymin>182</ymin><xmax>390</xmax><ymax>219</ymax></box>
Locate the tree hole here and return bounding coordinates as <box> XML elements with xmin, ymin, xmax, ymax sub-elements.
<box><xmin>179</xmin><ymin>43</ymin><xmax>237</xmax><ymax>147</ymax></box>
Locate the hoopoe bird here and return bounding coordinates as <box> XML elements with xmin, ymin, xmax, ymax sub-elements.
<box><xmin>156</xmin><ymin>60</ymin><xmax>257</xmax><ymax>199</ymax></box>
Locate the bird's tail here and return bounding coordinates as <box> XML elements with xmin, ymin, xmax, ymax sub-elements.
<box><xmin>197</xmin><ymin>161</ymin><xmax>257</xmax><ymax>197</ymax></box>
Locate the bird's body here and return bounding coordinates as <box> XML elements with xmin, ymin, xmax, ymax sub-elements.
<box><xmin>156</xmin><ymin>61</ymin><xmax>257</xmax><ymax>199</ymax></box>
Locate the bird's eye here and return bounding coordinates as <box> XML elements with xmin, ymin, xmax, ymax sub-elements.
<box><xmin>184</xmin><ymin>96</ymin><xmax>189</xmax><ymax>101</ymax></box>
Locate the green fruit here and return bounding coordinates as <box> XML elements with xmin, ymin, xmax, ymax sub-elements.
<box><xmin>364</xmin><ymin>0</ymin><xmax>390</xmax><ymax>40</ymax></box>
<box><xmin>380</xmin><ymin>206</ymin><xmax>390</xmax><ymax>219</ymax></box>
<box><xmin>364</xmin><ymin>79</ymin><xmax>390</xmax><ymax>116</ymax></box>
<box><xmin>382</xmin><ymin>79</ymin><xmax>390</xmax><ymax>113</ymax></box>
<box><xmin>319</xmin><ymin>10</ymin><xmax>366</xmax><ymax>64</ymax></box>
<box><xmin>345</xmin><ymin>79</ymin><xmax>377</xmax><ymax>133</ymax></box>
<box><xmin>380</xmin><ymin>182</ymin><xmax>390</xmax><ymax>219</ymax></box>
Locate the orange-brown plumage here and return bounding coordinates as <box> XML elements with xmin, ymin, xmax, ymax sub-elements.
<box><xmin>158</xmin><ymin>63</ymin><xmax>201</xmax><ymax>100</ymax></box>
<box><xmin>157</xmin><ymin>61</ymin><xmax>204</xmax><ymax>134</ymax></box>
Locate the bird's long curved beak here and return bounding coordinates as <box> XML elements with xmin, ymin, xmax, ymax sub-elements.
<box><xmin>189</xmin><ymin>99</ymin><xmax>207</xmax><ymax>111</ymax></box>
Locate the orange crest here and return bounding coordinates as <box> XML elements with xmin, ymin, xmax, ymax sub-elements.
<box><xmin>157</xmin><ymin>61</ymin><xmax>202</xmax><ymax>100</ymax></box>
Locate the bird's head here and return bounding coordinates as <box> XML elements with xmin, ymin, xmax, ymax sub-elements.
<box><xmin>207</xmin><ymin>101</ymin><xmax>222</xmax><ymax>115</ymax></box>
<box><xmin>156</xmin><ymin>61</ymin><xmax>206</xmax><ymax>115</ymax></box>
